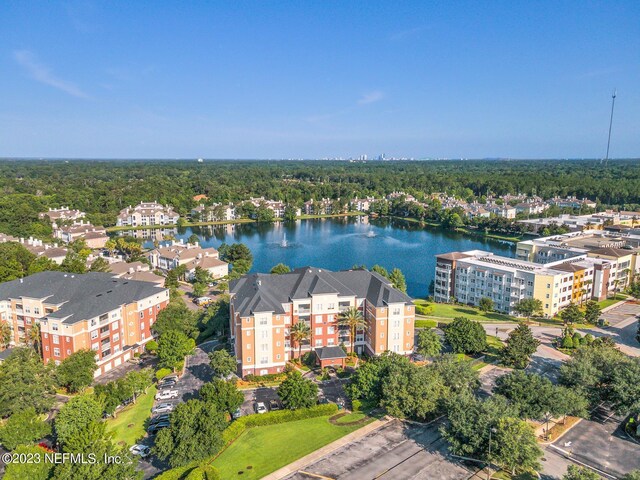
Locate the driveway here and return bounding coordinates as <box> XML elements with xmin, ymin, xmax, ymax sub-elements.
<box><xmin>94</xmin><ymin>354</ymin><xmax>158</xmax><ymax>385</ymax></box>
<box><xmin>139</xmin><ymin>341</ymin><xmax>218</xmax><ymax>479</ymax></box>
<box><xmin>482</xmin><ymin>323</ymin><xmax>568</xmax><ymax>382</ymax></box>
<box><xmin>550</xmin><ymin>408</ymin><xmax>640</xmax><ymax>478</ymax></box>
<box><xmin>581</xmin><ymin>301</ymin><xmax>640</xmax><ymax>357</ymax></box>
<box><xmin>284</xmin><ymin>419</ymin><xmax>471</xmax><ymax>480</ymax></box>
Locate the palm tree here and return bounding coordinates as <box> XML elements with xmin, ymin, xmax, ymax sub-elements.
<box><xmin>337</xmin><ymin>307</ymin><xmax>365</xmax><ymax>355</ymax></box>
<box><xmin>27</xmin><ymin>323</ymin><xmax>41</xmax><ymax>355</ymax></box>
<box><xmin>290</xmin><ymin>321</ymin><xmax>310</xmax><ymax>361</ymax></box>
<box><xmin>0</xmin><ymin>321</ymin><xmax>12</xmax><ymax>350</ymax></box>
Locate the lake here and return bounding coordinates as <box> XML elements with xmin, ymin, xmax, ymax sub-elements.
<box><xmin>137</xmin><ymin>217</ymin><xmax>515</xmax><ymax>298</ymax></box>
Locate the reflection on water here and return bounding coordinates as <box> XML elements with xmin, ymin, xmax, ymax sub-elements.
<box><xmin>117</xmin><ymin>216</ymin><xmax>515</xmax><ymax>298</ymax></box>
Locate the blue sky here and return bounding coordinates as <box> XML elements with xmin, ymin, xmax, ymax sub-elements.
<box><xmin>1</xmin><ymin>1</ymin><xmax>639</xmax><ymax>159</ymax></box>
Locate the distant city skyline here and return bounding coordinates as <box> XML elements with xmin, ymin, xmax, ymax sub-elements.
<box><xmin>1</xmin><ymin>1</ymin><xmax>639</xmax><ymax>159</ymax></box>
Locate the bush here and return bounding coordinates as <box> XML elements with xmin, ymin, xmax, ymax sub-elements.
<box><xmin>244</xmin><ymin>372</ymin><xmax>286</xmax><ymax>383</ymax></box>
<box><xmin>584</xmin><ymin>333</ymin><xmax>594</xmax><ymax>345</ymax></box>
<box><xmin>415</xmin><ymin>304</ymin><xmax>433</xmax><ymax>316</ymax></box>
<box><xmin>351</xmin><ymin>399</ymin><xmax>362</xmax><ymax>412</ymax></box>
<box><xmin>134</xmin><ymin>352</ymin><xmax>141</xmax><ymax>358</ymax></box>
<box><xmin>572</xmin><ymin>332</ymin><xmax>583</xmax><ymax>345</ymax></box>
<box><xmin>156</xmin><ymin>368</ymin><xmax>173</xmax><ymax>381</ymax></box>
<box><xmin>562</xmin><ymin>336</ymin><xmax>574</xmax><ymax>349</ymax></box>
<box><xmin>184</xmin><ymin>465</ymin><xmax>221</xmax><ymax>480</ymax></box>
<box><xmin>222</xmin><ymin>404</ymin><xmax>338</xmax><ymax>446</ymax></box>
<box><xmin>146</xmin><ymin>340</ymin><xmax>159</xmax><ymax>354</ymax></box>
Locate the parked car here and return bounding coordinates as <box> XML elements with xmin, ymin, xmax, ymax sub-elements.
<box><xmin>232</xmin><ymin>407</ymin><xmax>242</xmax><ymax>419</ymax></box>
<box><xmin>129</xmin><ymin>444</ymin><xmax>151</xmax><ymax>458</ymax></box>
<box><xmin>255</xmin><ymin>402</ymin><xmax>267</xmax><ymax>414</ymax></box>
<box><xmin>163</xmin><ymin>374</ymin><xmax>179</xmax><ymax>381</ymax></box>
<box><xmin>155</xmin><ymin>390</ymin><xmax>179</xmax><ymax>401</ymax></box>
<box><xmin>195</xmin><ymin>296</ymin><xmax>212</xmax><ymax>306</ymax></box>
<box><xmin>129</xmin><ymin>357</ymin><xmax>142</xmax><ymax>364</ymax></box>
<box><xmin>151</xmin><ymin>403</ymin><xmax>175</xmax><ymax>415</ymax></box>
<box><xmin>147</xmin><ymin>421</ymin><xmax>170</xmax><ymax>435</ymax></box>
<box><xmin>149</xmin><ymin>414</ymin><xmax>170</xmax><ymax>425</ymax></box>
<box><xmin>268</xmin><ymin>399</ymin><xmax>281</xmax><ymax>411</ymax></box>
<box><xmin>158</xmin><ymin>379</ymin><xmax>177</xmax><ymax>389</ymax></box>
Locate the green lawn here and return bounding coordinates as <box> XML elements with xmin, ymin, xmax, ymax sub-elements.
<box><xmin>211</xmin><ymin>415</ymin><xmax>368</xmax><ymax>479</ymax></box>
<box><xmin>105</xmin><ymin>385</ymin><xmax>156</xmax><ymax>447</ymax></box>
<box><xmin>414</xmin><ymin>300</ymin><xmax>517</xmax><ymax>323</ymax></box>
<box><xmin>597</xmin><ymin>294</ymin><xmax>627</xmax><ymax>310</ymax></box>
<box><xmin>415</xmin><ymin>319</ymin><xmax>437</xmax><ymax>328</ymax></box>
<box><xmin>334</xmin><ymin>412</ymin><xmax>367</xmax><ymax>423</ymax></box>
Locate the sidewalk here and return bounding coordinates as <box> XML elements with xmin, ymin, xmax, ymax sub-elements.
<box><xmin>261</xmin><ymin>416</ymin><xmax>393</xmax><ymax>480</ymax></box>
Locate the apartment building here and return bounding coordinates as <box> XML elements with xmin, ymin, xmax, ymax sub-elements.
<box><xmin>229</xmin><ymin>267</ymin><xmax>415</xmax><ymax>377</ymax></box>
<box><xmin>550</xmin><ymin>196</ymin><xmax>597</xmax><ymax>210</ymax></box>
<box><xmin>116</xmin><ymin>202</ymin><xmax>180</xmax><ymax>227</ymax></box>
<box><xmin>350</xmin><ymin>197</ymin><xmax>376</xmax><ymax>212</ymax></box>
<box><xmin>109</xmin><ymin>261</ymin><xmax>165</xmax><ymax>286</ymax></box>
<box><xmin>0</xmin><ymin>236</ymin><xmax>69</xmax><ymax>265</ymax></box>
<box><xmin>39</xmin><ymin>206</ymin><xmax>86</xmax><ymax>223</ymax></box>
<box><xmin>0</xmin><ymin>272</ymin><xmax>169</xmax><ymax>376</ymax></box>
<box><xmin>434</xmin><ymin>250</ymin><xmax>612</xmax><ymax>317</ymax></box>
<box><xmin>147</xmin><ymin>240</ymin><xmax>228</xmax><ymax>280</ymax></box>
<box><xmin>53</xmin><ymin>221</ymin><xmax>108</xmax><ymax>249</ymax></box>
<box><xmin>516</xmin><ymin>230</ymin><xmax>639</xmax><ymax>290</ymax></box>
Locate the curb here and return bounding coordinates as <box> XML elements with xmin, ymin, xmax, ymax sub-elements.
<box><xmin>538</xmin><ymin>418</ymin><xmax>583</xmax><ymax>446</ymax></box>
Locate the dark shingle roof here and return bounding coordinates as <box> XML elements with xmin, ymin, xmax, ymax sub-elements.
<box><xmin>230</xmin><ymin>267</ymin><xmax>412</xmax><ymax>317</ymax></box>
<box><xmin>315</xmin><ymin>346</ymin><xmax>347</xmax><ymax>360</ymax></box>
<box><xmin>0</xmin><ymin>271</ymin><xmax>166</xmax><ymax>325</ymax></box>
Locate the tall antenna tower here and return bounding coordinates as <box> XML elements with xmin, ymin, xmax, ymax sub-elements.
<box><xmin>603</xmin><ymin>89</ymin><xmax>617</xmax><ymax>165</ymax></box>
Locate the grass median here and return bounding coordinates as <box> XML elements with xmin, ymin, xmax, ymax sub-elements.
<box><xmin>105</xmin><ymin>385</ymin><xmax>156</xmax><ymax>447</ymax></box>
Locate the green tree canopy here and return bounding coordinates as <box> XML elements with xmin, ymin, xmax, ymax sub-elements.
<box><xmin>158</xmin><ymin>331</ymin><xmax>195</xmax><ymax>370</ymax></box>
<box><xmin>199</xmin><ymin>378</ymin><xmax>243</xmax><ymax>417</ymax></box>
<box><xmin>444</xmin><ymin>317</ymin><xmax>487</xmax><ymax>354</ymax></box>
<box><xmin>154</xmin><ymin>399</ymin><xmax>227</xmax><ymax>467</ymax></box>
<box><xmin>270</xmin><ymin>263</ymin><xmax>291</xmax><ymax>275</ymax></box>
<box><xmin>492</xmin><ymin>417</ymin><xmax>543</xmax><ymax>475</ymax></box>
<box><xmin>0</xmin><ymin>407</ymin><xmax>51</xmax><ymax>450</ymax></box>
<box><xmin>416</xmin><ymin>329</ymin><xmax>442</xmax><ymax>358</ymax></box>
<box><xmin>153</xmin><ymin>301</ymin><xmax>199</xmax><ymax>339</ymax></box>
<box><xmin>0</xmin><ymin>347</ymin><xmax>56</xmax><ymax>417</ymax></box>
<box><xmin>501</xmin><ymin>324</ymin><xmax>540</xmax><ymax>369</ymax></box>
<box><xmin>54</xmin><ymin>394</ymin><xmax>103</xmax><ymax>447</ymax></box>
<box><xmin>513</xmin><ymin>298</ymin><xmax>543</xmax><ymax>319</ymax></box>
<box><xmin>208</xmin><ymin>349</ymin><xmax>237</xmax><ymax>377</ymax></box>
<box><xmin>478</xmin><ymin>297</ymin><xmax>494</xmax><ymax>312</ymax></box>
<box><xmin>561</xmin><ymin>303</ymin><xmax>584</xmax><ymax>325</ymax></box>
<box><xmin>56</xmin><ymin>349</ymin><xmax>97</xmax><ymax>393</ymax></box>
<box><xmin>277</xmin><ymin>371</ymin><xmax>319</xmax><ymax>410</ymax></box>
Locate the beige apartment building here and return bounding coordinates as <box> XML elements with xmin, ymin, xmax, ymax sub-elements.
<box><xmin>147</xmin><ymin>240</ymin><xmax>228</xmax><ymax>280</ymax></box>
<box><xmin>435</xmin><ymin>250</ymin><xmax>612</xmax><ymax>317</ymax></box>
<box><xmin>116</xmin><ymin>202</ymin><xmax>180</xmax><ymax>227</ymax></box>
<box><xmin>0</xmin><ymin>272</ymin><xmax>169</xmax><ymax>377</ymax></box>
<box><xmin>230</xmin><ymin>267</ymin><xmax>415</xmax><ymax>377</ymax></box>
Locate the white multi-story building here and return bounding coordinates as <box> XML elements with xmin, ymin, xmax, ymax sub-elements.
<box><xmin>116</xmin><ymin>202</ymin><xmax>180</xmax><ymax>227</ymax></box>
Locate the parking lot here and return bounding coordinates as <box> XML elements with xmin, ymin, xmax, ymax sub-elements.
<box><xmin>551</xmin><ymin>408</ymin><xmax>640</xmax><ymax>478</ymax></box>
<box><xmin>138</xmin><ymin>341</ymin><xmax>219</xmax><ymax>478</ymax></box>
<box><xmin>284</xmin><ymin>419</ymin><xmax>471</xmax><ymax>480</ymax></box>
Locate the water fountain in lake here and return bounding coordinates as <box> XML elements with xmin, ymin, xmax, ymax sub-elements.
<box><xmin>280</xmin><ymin>233</ymin><xmax>289</xmax><ymax>248</ymax></box>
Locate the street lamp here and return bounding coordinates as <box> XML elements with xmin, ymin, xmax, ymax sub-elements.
<box><xmin>487</xmin><ymin>426</ymin><xmax>497</xmax><ymax>480</ymax></box>
<box><xmin>543</xmin><ymin>411</ymin><xmax>552</xmax><ymax>441</ymax></box>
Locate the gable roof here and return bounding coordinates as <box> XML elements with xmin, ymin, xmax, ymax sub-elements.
<box><xmin>0</xmin><ymin>271</ymin><xmax>166</xmax><ymax>325</ymax></box>
<box><xmin>230</xmin><ymin>267</ymin><xmax>412</xmax><ymax>317</ymax></box>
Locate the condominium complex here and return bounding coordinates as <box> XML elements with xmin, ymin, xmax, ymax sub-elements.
<box><xmin>516</xmin><ymin>230</ymin><xmax>639</xmax><ymax>289</ymax></box>
<box><xmin>116</xmin><ymin>202</ymin><xmax>180</xmax><ymax>227</ymax></box>
<box><xmin>0</xmin><ymin>235</ymin><xmax>68</xmax><ymax>265</ymax></box>
<box><xmin>229</xmin><ymin>267</ymin><xmax>415</xmax><ymax>377</ymax></box>
<box><xmin>39</xmin><ymin>206</ymin><xmax>86</xmax><ymax>223</ymax></box>
<box><xmin>53</xmin><ymin>221</ymin><xmax>109</xmax><ymax>249</ymax></box>
<box><xmin>435</xmin><ymin>250</ymin><xmax>615</xmax><ymax>317</ymax></box>
<box><xmin>147</xmin><ymin>240</ymin><xmax>228</xmax><ymax>280</ymax></box>
<box><xmin>0</xmin><ymin>272</ymin><xmax>169</xmax><ymax>376</ymax></box>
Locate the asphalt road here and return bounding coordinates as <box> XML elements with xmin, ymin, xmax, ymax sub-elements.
<box><xmin>138</xmin><ymin>341</ymin><xmax>219</xmax><ymax>479</ymax></box>
<box><xmin>551</xmin><ymin>408</ymin><xmax>640</xmax><ymax>478</ymax></box>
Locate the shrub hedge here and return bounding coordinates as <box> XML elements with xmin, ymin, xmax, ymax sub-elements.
<box><xmin>156</xmin><ymin>368</ymin><xmax>173</xmax><ymax>380</ymax></box>
<box><xmin>222</xmin><ymin>403</ymin><xmax>339</xmax><ymax>446</ymax></box>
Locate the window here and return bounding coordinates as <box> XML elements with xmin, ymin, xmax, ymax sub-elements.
<box><xmin>275</xmin><ymin>328</ymin><xmax>280</xmax><ymax>334</ymax></box>
<box><xmin>328</xmin><ymin>303</ymin><xmax>335</xmax><ymax>309</ymax></box>
<box><xmin>34</xmin><ymin>307</ymin><xmax>40</xmax><ymax>315</ymax></box>
<box><xmin>407</xmin><ymin>331</ymin><xmax>411</xmax><ymax>336</ymax></box>
<box><xmin>91</xmin><ymin>330</ymin><xmax>98</xmax><ymax>339</ymax></box>
<box><xmin>259</xmin><ymin>318</ymin><xmax>268</xmax><ymax>326</ymax></box>
<box><xmin>317</xmin><ymin>304</ymin><xmax>322</xmax><ymax>310</ymax></box>
<box><xmin>247</xmin><ymin>356</ymin><xmax>252</xmax><ymax>362</ymax></box>
<box><xmin>393</xmin><ymin>320</ymin><xmax>400</xmax><ymax>328</ymax></box>
<box><xmin>315</xmin><ymin>339</ymin><xmax>322</xmax><ymax>346</ymax></box>
<box><xmin>140</xmin><ymin>322</ymin><xmax>145</xmax><ymax>330</ymax></box>
<box><xmin>380</xmin><ymin>333</ymin><xmax>385</xmax><ymax>338</ymax></box>
<box><xmin>261</xmin><ymin>330</ymin><xmax>268</xmax><ymax>339</ymax></box>
<box><xmin>327</xmin><ymin>315</ymin><xmax>334</xmax><ymax>322</ymax></box>
<box><xmin>246</xmin><ymin>344</ymin><xmax>252</xmax><ymax>349</ymax></box>
<box><xmin>276</xmin><ymin>341</ymin><xmax>281</xmax><ymax>347</ymax></box>
<box><xmin>140</xmin><ymin>312</ymin><xmax>144</xmax><ymax>319</ymax></box>
<box><xmin>260</xmin><ymin>356</ymin><xmax>268</xmax><ymax>364</ymax></box>
<box><xmin>91</xmin><ymin>319</ymin><xmax>97</xmax><ymax>327</ymax></box>
<box><xmin>392</xmin><ymin>308</ymin><xmax>401</xmax><ymax>315</ymax></box>
<box><xmin>52</xmin><ymin>324</ymin><xmax>58</xmax><ymax>331</ymax></box>
<box><xmin>53</xmin><ymin>348</ymin><xmax>60</xmax><ymax>357</ymax></box>
<box><xmin>327</xmin><ymin>326</ymin><xmax>335</xmax><ymax>334</ymax></box>
<box><xmin>53</xmin><ymin>335</ymin><xmax>59</xmax><ymax>345</ymax></box>
<box><xmin>246</xmin><ymin>331</ymin><xmax>251</xmax><ymax>336</ymax></box>
<box><xmin>261</xmin><ymin>344</ymin><xmax>268</xmax><ymax>352</ymax></box>
<box><xmin>66</xmin><ymin>349</ymin><xmax>71</xmax><ymax>355</ymax></box>
<box><xmin>315</xmin><ymin>327</ymin><xmax>322</xmax><ymax>335</ymax></box>
<box><xmin>276</xmin><ymin>354</ymin><xmax>281</xmax><ymax>360</ymax></box>
<box><xmin>25</xmin><ymin>307</ymin><xmax>31</xmax><ymax>314</ymax></box>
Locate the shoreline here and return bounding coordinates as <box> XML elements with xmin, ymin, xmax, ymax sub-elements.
<box><xmin>105</xmin><ymin>211</ymin><xmax>526</xmax><ymax>244</ymax></box>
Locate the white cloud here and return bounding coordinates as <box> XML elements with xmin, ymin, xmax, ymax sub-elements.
<box><xmin>358</xmin><ymin>91</ymin><xmax>384</xmax><ymax>105</ymax></box>
<box><xmin>14</xmin><ymin>50</ymin><xmax>89</xmax><ymax>98</ymax></box>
